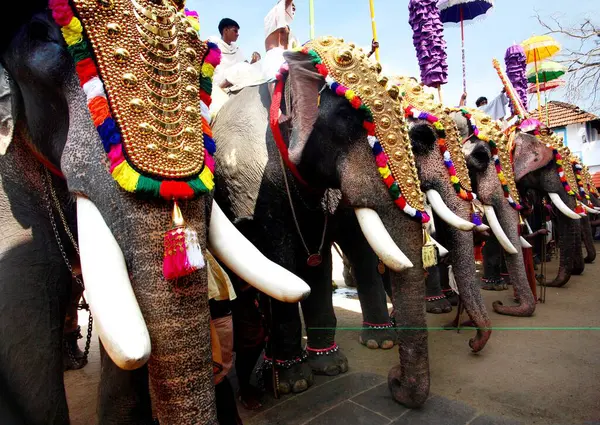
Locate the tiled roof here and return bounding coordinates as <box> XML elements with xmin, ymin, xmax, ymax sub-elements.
<box><xmin>529</xmin><ymin>101</ymin><xmax>599</xmax><ymax>128</ymax></box>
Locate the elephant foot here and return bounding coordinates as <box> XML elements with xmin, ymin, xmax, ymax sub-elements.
<box><xmin>359</xmin><ymin>322</ymin><xmax>396</xmax><ymax>349</ymax></box>
<box><xmin>481</xmin><ymin>277</ymin><xmax>507</xmax><ymax>291</ymax></box>
<box><xmin>425</xmin><ymin>295</ymin><xmax>452</xmax><ymax>314</ymax></box>
<box><xmin>262</xmin><ymin>356</ymin><xmax>314</xmax><ymax>395</ymax></box>
<box><xmin>387</xmin><ymin>364</ymin><xmax>428</xmax><ymax>408</ymax></box>
<box><xmin>492</xmin><ymin>300</ymin><xmax>535</xmax><ymax>317</ymax></box>
<box><xmin>442</xmin><ymin>289</ymin><xmax>459</xmax><ymax>306</ymax></box>
<box><xmin>307</xmin><ymin>343</ymin><xmax>349</xmax><ymax>376</ymax></box>
<box><xmin>63</xmin><ymin>326</ymin><xmax>87</xmax><ymax>371</ymax></box>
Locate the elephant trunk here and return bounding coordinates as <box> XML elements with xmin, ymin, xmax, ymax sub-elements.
<box><xmin>581</xmin><ymin>216</ymin><xmax>596</xmax><ymax>263</ymax></box>
<box><xmin>62</xmin><ymin>76</ymin><xmax>217</xmax><ymax>425</ymax></box>
<box><xmin>124</xmin><ymin>202</ymin><xmax>216</xmax><ymax>425</ymax></box>
<box><xmin>491</xmin><ymin>205</ymin><xmax>535</xmax><ymax>316</ymax></box>
<box><xmin>370</xmin><ymin>204</ymin><xmax>430</xmax><ymax>408</ymax></box>
<box><xmin>449</xmin><ymin>228</ymin><xmax>492</xmax><ymax>352</ymax></box>
<box><xmin>387</xmin><ymin>265</ymin><xmax>430</xmax><ymax>408</ymax></box>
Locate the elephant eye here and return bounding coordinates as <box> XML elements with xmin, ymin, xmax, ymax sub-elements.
<box><xmin>29</xmin><ymin>20</ymin><xmax>51</xmax><ymax>42</ymax></box>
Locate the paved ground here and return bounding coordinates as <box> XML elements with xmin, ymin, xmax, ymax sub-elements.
<box><xmin>64</xmin><ymin>244</ymin><xmax>600</xmax><ymax>425</ymax></box>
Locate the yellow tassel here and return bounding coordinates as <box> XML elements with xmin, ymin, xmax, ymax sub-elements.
<box><xmin>199</xmin><ymin>167</ymin><xmax>215</xmax><ymax>191</ymax></box>
<box><xmin>112</xmin><ymin>161</ymin><xmax>140</xmax><ymax>192</ymax></box>
<box><xmin>422</xmin><ymin>228</ymin><xmax>437</xmax><ymax>269</ymax></box>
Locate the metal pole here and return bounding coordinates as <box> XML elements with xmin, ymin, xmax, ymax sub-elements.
<box><xmin>309</xmin><ymin>0</ymin><xmax>315</xmax><ymax>39</ymax></box>
<box><xmin>369</xmin><ymin>0</ymin><xmax>380</xmax><ymax>62</ymax></box>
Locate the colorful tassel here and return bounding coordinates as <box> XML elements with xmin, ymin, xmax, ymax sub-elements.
<box><xmin>471</xmin><ymin>210</ymin><xmax>483</xmax><ymax>226</ymax></box>
<box><xmin>163</xmin><ymin>201</ymin><xmax>205</xmax><ymax>280</ymax></box>
<box><xmin>422</xmin><ymin>228</ymin><xmax>438</xmax><ymax>269</ymax></box>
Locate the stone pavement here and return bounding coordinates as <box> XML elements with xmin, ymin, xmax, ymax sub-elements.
<box><xmin>239</xmin><ymin>372</ymin><xmax>525</xmax><ymax>425</ymax></box>
<box><xmin>239</xmin><ymin>371</ymin><xmax>598</xmax><ymax>425</ymax></box>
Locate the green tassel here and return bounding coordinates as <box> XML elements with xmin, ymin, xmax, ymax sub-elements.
<box><xmin>422</xmin><ymin>228</ymin><xmax>437</xmax><ymax>269</ymax></box>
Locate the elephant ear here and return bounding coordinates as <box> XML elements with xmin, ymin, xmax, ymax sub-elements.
<box><xmin>0</xmin><ymin>65</ymin><xmax>14</xmax><ymax>156</ymax></box>
<box><xmin>283</xmin><ymin>50</ymin><xmax>323</xmax><ymax>165</ymax></box>
<box><xmin>513</xmin><ymin>132</ymin><xmax>554</xmax><ymax>182</ymax></box>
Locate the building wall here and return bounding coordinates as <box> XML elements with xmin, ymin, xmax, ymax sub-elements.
<box><xmin>552</xmin><ymin>123</ymin><xmax>600</xmax><ymax>173</ymax></box>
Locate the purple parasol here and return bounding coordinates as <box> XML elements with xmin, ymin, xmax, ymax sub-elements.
<box><xmin>504</xmin><ymin>44</ymin><xmax>528</xmax><ymax>115</ymax></box>
<box><xmin>408</xmin><ymin>0</ymin><xmax>448</xmax><ymax>88</ymax></box>
<box><xmin>438</xmin><ymin>0</ymin><xmax>494</xmax><ymax>94</ymax></box>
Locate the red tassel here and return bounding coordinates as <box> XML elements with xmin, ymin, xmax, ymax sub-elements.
<box><xmin>163</xmin><ymin>202</ymin><xmax>205</xmax><ymax>280</ymax></box>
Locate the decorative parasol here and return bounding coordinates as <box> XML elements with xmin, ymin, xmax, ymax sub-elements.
<box><xmin>409</xmin><ymin>0</ymin><xmax>448</xmax><ymax>102</ymax></box>
<box><xmin>519</xmin><ymin>118</ymin><xmax>542</xmax><ymax>133</ymax></box>
<box><xmin>526</xmin><ymin>60</ymin><xmax>566</xmax><ymax>84</ymax></box>
<box><xmin>438</xmin><ymin>0</ymin><xmax>494</xmax><ymax>95</ymax></box>
<box><xmin>521</xmin><ymin>35</ymin><xmax>561</xmax><ymax>120</ymax></box>
<box><xmin>505</xmin><ymin>44</ymin><xmax>528</xmax><ymax>116</ymax></box>
<box><xmin>527</xmin><ymin>78</ymin><xmax>565</xmax><ymax>93</ymax></box>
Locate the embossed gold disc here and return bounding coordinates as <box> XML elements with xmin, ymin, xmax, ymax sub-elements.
<box><xmin>73</xmin><ymin>0</ymin><xmax>208</xmax><ymax>179</ymax></box>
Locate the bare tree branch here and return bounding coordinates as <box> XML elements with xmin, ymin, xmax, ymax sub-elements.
<box><xmin>534</xmin><ymin>11</ymin><xmax>600</xmax><ymax>112</ymax></box>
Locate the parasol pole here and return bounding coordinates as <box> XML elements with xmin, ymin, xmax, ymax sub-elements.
<box><xmin>369</xmin><ymin>0</ymin><xmax>380</xmax><ymax>62</ymax></box>
<box><xmin>534</xmin><ymin>50</ymin><xmax>542</xmax><ymax>120</ymax></box>
<box><xmin>309</xmin><ymin>0</ymin><xmax>315</xmax><ymax>39</ymax></box>
<box><xmin>544</xmin><ymin>74</ymin><xmax>549</xmax><ymax>126</ymax></box>
<box><xmin>460</xmin><ymin>6</ymin><xmax>466</xmax><ymax>95</ymax></box>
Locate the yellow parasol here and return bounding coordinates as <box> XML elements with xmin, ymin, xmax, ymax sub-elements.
<box><xmin>521</xmin><ymin>35</ymin><xmax>561</xmax><ymax>120</ymax></box>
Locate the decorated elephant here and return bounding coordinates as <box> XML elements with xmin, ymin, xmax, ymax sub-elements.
<box><xmin>354</xmin><ymin>76</ymin><xmax>500</xmax><ymax>340</ymax></box>
<box><xmin>568</xmin><ymin>154</ymin><xmax>599</xmax><ymax>263</ymax></box>
<box><xmin>454</xmin><ymin>108</ymin><xmax>537</xmax><ymax>316</ymax></box>
<box><xmin>0</xmin><ymin>2</ymin><xmax>311</xmax><ymax>424</ymax></box>
<box><xmin>507</xmin><ymin>128</ymin><xmax>585</xmax><ymax>287</ymax></box>
<box><xmin>212</xmin><ymin>36</ymin><xmax>491</xmax><ymax>407</ymax></box>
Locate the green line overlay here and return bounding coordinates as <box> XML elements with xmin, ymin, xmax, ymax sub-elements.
<box><xmin>307</xmin><ymin>327</ymin><xmax>600</xmax><ymax>331</ymax></box>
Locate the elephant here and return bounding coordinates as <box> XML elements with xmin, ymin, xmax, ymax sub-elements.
<box><xmin>211</xmin><ymin>37</ymin><xmax>494</xmax><ymax>407</ymax></box>
<box><xmin>352</xmin><ymin>77</ymin><xmax>502</xmax><ymax>340</ymax></box>
<box><xmin>454</xmin><ymin>109</ymin><xmax>536</xmax><ymax>316</ymax></box>
<box><xmin>0</xmin><ymin>4</ymin><xmax>311</xmax><ymax>425</ymax></box>
<box><xmin>510</xmin><ymin>129</ymin><xmax>584</xmax><ymax>287</ymax></box>
<box><xmin>212</xmin><ymin>62</ymin><xmax>498</xmax><ymax>404</ymax></box>
<box><xmin>568</xmin><ymin>157</ymin><xmax>599</xmax><ymax>263</ymax></box>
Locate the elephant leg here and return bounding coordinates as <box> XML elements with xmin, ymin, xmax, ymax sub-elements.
<box><xmin>481</xmin><ymin>234</ymin><xmax>507</xmax><ymax>290</ymax></box>
<box><xmin>581</xmin><ymin>216</ymin><xmax>596</xmax><ymax>264</ymax></box>
<box><xmin>97</xmin><ymin>343</ymin><xmax>154</xmax><ymax>425</ymax></box>
<box><xmin>301</xmin><ymin>248</ymin><xmax>349</xmax><ymax>376</ymax></box>
<box><xmin>0</xmin><ymin>241</ymin><xmax>70</xmax><ymax>425</ymax></box>
<box><xmin>335</xmin><ymin>213</ymin><xmax>396</xmax><ymax>350</ymax></box>
<box><xmin>572</xmin><ymin>229</ymin><xmax>585</xmax><ymax>274</ymax></box>
<box><xmin>548</xmin><ymin>216</ymin><xmax>575</xmax><ymax>287</ymax></box>
<box><xmin>424</xmin><ymin>262</ymin><xmax>452</xmax><ymax>314</ymax></box>
<box><xmin>262</xmin><ymin>297</ymin><xmax>313</xmax><ymax>395</ymax></box>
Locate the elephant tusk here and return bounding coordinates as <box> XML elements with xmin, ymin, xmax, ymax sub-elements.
<box><xmin>582</xmin><ymin>203</ymin><xmax>600</xmax><ymax>215</ymax></box>
<box><xmin>548</xmin><ymin>193</ymin><xmax>581</xmax><ymax>220</ymax></box>
<box><xmin>76</xmin><ymin>196</ymin><xmax>151</xmax><ymax>371</ymax></box>
<box><xmin>482</xmin><ymin>205</ymin><xmax>518</xmax><ymax>254</ymax></box>
<box><xmin>429</xmin><ymin>235</ymin><xmax>449</xmax><ymax>257</ymax></box>
<box><xmin>476</xmin><ymin>223</ymin><xmax>490</xmax><ymax>232</ymax></box>
<box><xmin>354</xmin><ymin>208</ymin><xmax>414</xmax><ymax>272</ymax></box>
<box><xmin>520</xmin><ymin>236</ymin><xmax>532</xmax><ymax>249</ymax></box>
<box><xmin>208</xmin><ymin>200</ymin><xmax>311</xmax><ymax>303</ymax></box>
<box><xmin>425</xmin><ymin>190</ymin><xmax>476</xmax><ymax>231</ymax></box>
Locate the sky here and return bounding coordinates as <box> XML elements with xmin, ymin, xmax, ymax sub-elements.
<box><xmin>187</xmin><ymin>0</ymin><xmax>598</xmax><ymax>112</ymax></box>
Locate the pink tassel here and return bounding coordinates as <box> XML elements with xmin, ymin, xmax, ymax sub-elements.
<box><xmin>163</xmin><ymin>202</ymin><xmax>205</xmax><ymax>280</ymax></box>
